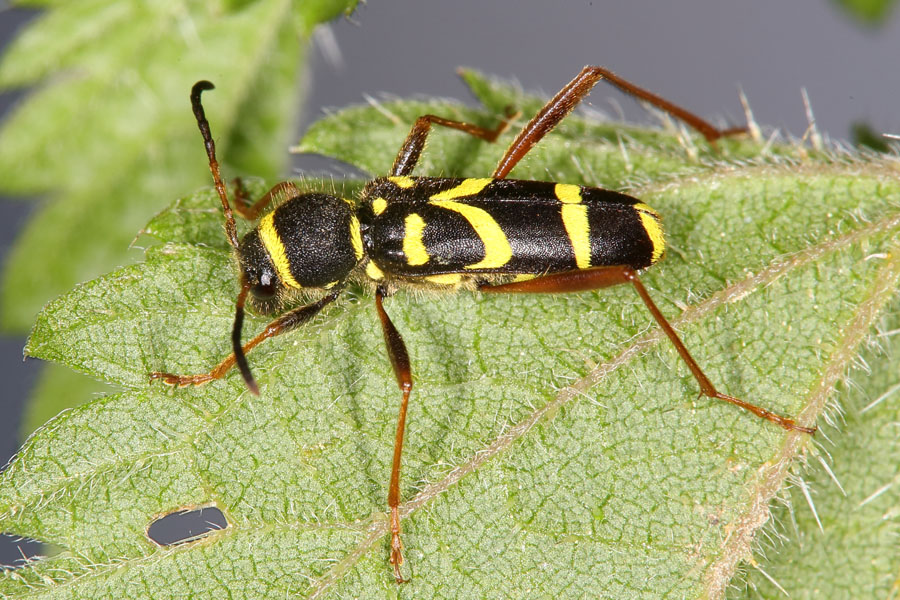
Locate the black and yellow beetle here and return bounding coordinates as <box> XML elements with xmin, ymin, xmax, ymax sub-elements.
<box><xmin>152</xmin><ymin>66</ymin><xmax>815</xmax><ymax>583</ymax></box>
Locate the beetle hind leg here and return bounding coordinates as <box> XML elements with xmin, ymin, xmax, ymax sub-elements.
<box><xmin>492</xmin><ymin>66</ymin><xmax>749</xmax><ymax>179</ymax></box>
<box><xmin>480</xmin><ymin>266</ymin><xmax>815</xmax><ymax>434</ymax></box>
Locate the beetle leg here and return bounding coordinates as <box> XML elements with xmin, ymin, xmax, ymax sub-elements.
<box><xmin>391</xmin><ymin>111</ymin><xmax>519</xmax><ymax>177</ymax></box>
<box><xmin>374</xmin><ymin>287</ymin><xmax>414</xmax><ymax>584</ymax></box>
<box><xmin>151</xmin><ymin>287</ymin><xmax>342</xmax><ymax>392</ymax></box>
<box><xmin>493</xmin><ymin>66</ymin><xmax>747</xmax><ymax>179</ymax></box>
<box><xmin>481</xmin><ymin>267</ymin><xmax>815</xmax><ymax>434</ymax></box>
<box><xmin>232</xmin><ymin>180</ymin><xmax>301</xmax><ymax>221</ymax></box>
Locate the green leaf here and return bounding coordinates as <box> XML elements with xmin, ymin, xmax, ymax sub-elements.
<box><xmin>830</xmin><ymin>0</ymin><xmax>898</xmax><ymax>26</ymax></box>
<box><xmin>731</xmin><ymin>295</ymin><xmax>900</xmax><ymax>599</ymax></box>
<box><xmin>298</xmin><ymin>70</ymin><xmax>801</xmax><ymax>189</ymax></box>
<box><xmin>6</xmin><ymin>73</ymin><xmax>900</xmax><ymax>598</ymax></box>
<box><xmin>0</xmin><ymin>0</ymin><xmax>358</xmax><ymax>448</ymax></box>
<box><xmin>0</xmin><ymin>0</ymin><xmax>358</xmax><ymax>333</ymax></box>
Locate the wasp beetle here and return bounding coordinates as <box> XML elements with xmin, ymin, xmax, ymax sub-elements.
<box><xmin>152</xmin><ymin>66</ymin><xmax>816</xmax><ymax>582</ymax></box>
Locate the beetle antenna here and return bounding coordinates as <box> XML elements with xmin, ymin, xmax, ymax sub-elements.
<box><xmin>232</xmin><ymin>279</ymin><xmax>259</xmax><ymax>395</ymax></box>
<box><xmin>191</xmin><ymin>81</ymin><xmax>241</xmax><ymax>251</ymax></box>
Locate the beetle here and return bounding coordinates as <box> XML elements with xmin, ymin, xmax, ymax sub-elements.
<box><xmin>152</xmin><ymin>66</ymin><xmax>815</xmax><ymax>582</ymax></box>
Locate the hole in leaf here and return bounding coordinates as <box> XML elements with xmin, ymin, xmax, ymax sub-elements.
<box><xmin>0</xmin><ymin>533</ymin><xmax>48</xmax><ymax>569</ymax></box>
<box><xmin>146</xmin><ymin>506</ymin><xmax>228</xmax><ymax>546</ymax></box>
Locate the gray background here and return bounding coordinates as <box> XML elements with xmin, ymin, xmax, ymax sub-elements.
<box><xmin>0</xmin><ymin>0</ymin><xmax>898</xmax><ymax>566</ymax></box>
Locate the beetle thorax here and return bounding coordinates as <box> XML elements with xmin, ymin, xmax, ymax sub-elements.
<box><xmin>240</xmin><ymin>193</ymin><xmax>363</xmax><ymax>294</ymax></box>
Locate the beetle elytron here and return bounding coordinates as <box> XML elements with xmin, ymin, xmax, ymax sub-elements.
<box><xmin>152</xmin><ymin>66</ymin><xmax>815</xmax><ymax>582</ymax></box>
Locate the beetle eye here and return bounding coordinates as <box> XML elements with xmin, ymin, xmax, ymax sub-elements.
<box><xmin>251</xmin><ymin>284</ymin><xmax>277</xmax><ymax>301</ymax></box>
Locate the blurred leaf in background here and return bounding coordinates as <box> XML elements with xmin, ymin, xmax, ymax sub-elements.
<box><xmin>831</xmin><ymin>0</ymin><xmax>898</xmax><ymax>25</ymax></box>
<box><xmin>851</xmin><ymin>120</ymin><xmax>892</xmax><ymax>152</ymax></box>
<box><xmin>0</xmin><ymin>0</ymin><xmax>358</xmax><ymax>429</ymax></box>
